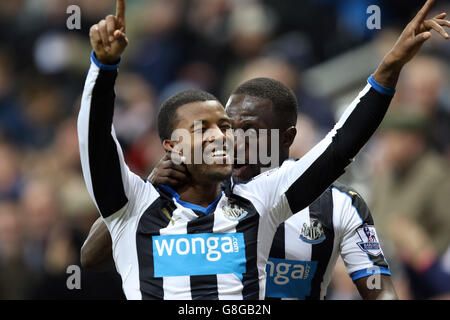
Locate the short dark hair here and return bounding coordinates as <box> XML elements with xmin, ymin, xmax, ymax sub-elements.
<box><xmin>157</xmin><ymin>89</ymin><xmax>219</xmax><ymax>141</ymax></box>
<box><xmin>232</xmin><ymin>77</ymin><xmax>298</xmax><ymax>129</ymax></box>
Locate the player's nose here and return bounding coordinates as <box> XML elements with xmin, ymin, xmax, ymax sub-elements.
<box><xmin>204</xmin><ymin>126</ymin><xmax>226</xmax><ymax>143</ymax></box>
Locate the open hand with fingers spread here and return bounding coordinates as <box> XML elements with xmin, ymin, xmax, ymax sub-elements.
<box><xmin>374</xmin><ymin>0</ymin><xmax>449</xmax><ymax>88</ymax></box>
<box><xmin>387</xmin><ymin>0</ymin><xmax>449</xmax><ymax>66</ymax></box>
<box><xmin>89</xmin><ymin>0</ymin><xmax>128</xmax><ymax>65</ymax></box>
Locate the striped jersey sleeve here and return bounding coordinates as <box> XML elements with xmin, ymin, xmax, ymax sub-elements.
<box><xmin>331</xmin><ymin>183</ymin><xmax>390</xmax><ymax>280</ymax></box>
<box><xmin>77</xmin><ymin>52</ymin><xmax>160</xmax><ymax>231</ymax></box>
<box><xmin>239</xmin><ymin>77</ymin><xmax>395</xmax><ymax>225</ymax></box>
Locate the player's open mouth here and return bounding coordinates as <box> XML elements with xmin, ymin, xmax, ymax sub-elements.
<box><xmin>208</xmin><ymin>150</ymin><xmax>230</xmax><ymax>163</ymax></box>
<box><xmin>211</xmin><ymin>150</ymin><xmax>227</xmax><ymax>157</ymax></box>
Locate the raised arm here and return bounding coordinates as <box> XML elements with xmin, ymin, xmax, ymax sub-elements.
<box><xmin>77</xmin><ymin>0</ymin><xmax>150</xmax><ymax>222</ymax></box>
<box><xmin>246</xmin><ymin>0</ymin><xmax>450</xmax><ymax>222</ymax></box>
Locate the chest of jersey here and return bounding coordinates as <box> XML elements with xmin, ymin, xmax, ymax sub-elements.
<box><xmin>266</xmin><ymin>202</ymin><xmax>336</xmax><ymax>300</ymax></box>
<box><xmin>133</xmin><ymin>190</ymin><xmax>265</xmax><ymax>299</ymax></box>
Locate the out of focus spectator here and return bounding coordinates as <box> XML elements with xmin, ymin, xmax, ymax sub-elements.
<box><xmin>0</xmin><ymin>142</ymin><xmax>25</xmax><ymax>201</ymax></box>
<box><xmin>327</xmin><ymin>258</ymin><xmax>361</xmax><ymax>300</ymax></box>
<box><xmin>394</xmin><ymin>55</ymin><xmax>450</xmax><ymax>157</ymax></box>
<box><xmin>231</xmin><ymin>56</ymin><xmax>336</xmax><ymax>133</ymax></box>
<box><xmin>0</xmin><ymin>201</ymin><xmax>37</xmax><ymax>299</ymax></box>
<box><xmin>370</xmin><ymin>110</ymin><xmax>450</xmax><ymax>299</ymax></box>
<box><xmin>127</xmin><ymin>0</ymin><xmax>187</xmax><ymax>91</ymax></box>
<box><xmin>20</xmin><ymin>179</ymin><xmax>61</xmax><ymax>272</ymax></box>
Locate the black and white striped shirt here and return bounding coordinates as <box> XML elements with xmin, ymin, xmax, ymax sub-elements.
<box><xmin>266</xmin><ymin>182</ymin><xmax>390</xmax><ymax>300</ymax></box>
<box><xmin>77</xmin><ymin>53</ymin><xmax>394</xmax><ymax>299</ymax></box>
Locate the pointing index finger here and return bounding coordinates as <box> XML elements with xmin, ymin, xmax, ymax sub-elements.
<box><xmin>413</xmin><ymin>0</ymin><xmax>435</xmax><ymax>25</ymax></box>
<box><xmin>116</xmin><ymin>0</ymin><xmax>126</xmax><ymax>29</ymax></box>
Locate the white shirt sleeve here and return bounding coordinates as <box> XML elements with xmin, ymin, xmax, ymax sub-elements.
<box><xmin>331</xmin><ymin>186</ymin><xmax>391</xmax><ymax>281</ymax></box>
<box><xmin>78</xmin><ymin>53</ymin><xmax>160</xmax><ymax>238</ymax></box>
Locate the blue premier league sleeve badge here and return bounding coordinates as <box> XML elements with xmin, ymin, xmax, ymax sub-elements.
<box><xmin>356</xmin><ymin>224</ymin><xmax>382</xmax><ymax>256</ymax></box>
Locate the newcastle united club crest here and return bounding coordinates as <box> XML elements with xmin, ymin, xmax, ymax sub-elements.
<box><xmin>299</xmin><ymin>218</ymin><xmax>326</xmax><ymax>244</ymax></box>
<box><xmin>222</xmin><ymin>203</ymin><xmax>248</xmax><ymax>221</ymax></box>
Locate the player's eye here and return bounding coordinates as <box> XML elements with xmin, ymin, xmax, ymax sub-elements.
<box><xmin>242</xmin><ymin>125</ymin><xmax>258</xmax><ymax>133</ymax></box>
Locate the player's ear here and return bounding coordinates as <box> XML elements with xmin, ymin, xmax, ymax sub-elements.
<box><xmin>163</xmin><ymin>139</ymin><xmax>177</xmax><ymax>153</ymax></box>
<box><xmin>282</xmin><ymin>126</ymin><xmax>297</xmax><ymax>149</ymax></box>
<box><xmin>163</xmin><ymin>138</ymin><xmax>186</xmax><ymax>156</ymax></box>
<box><xmin>163</xmin><ymin>139</ymin><xmax>188</xmax><ymax>165</ymax></box>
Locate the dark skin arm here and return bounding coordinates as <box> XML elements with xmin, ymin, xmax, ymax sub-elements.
<box><xmin>80</xmin><ymin>153</ymin><xmax>188</xmax><ymax>271</ymax></box>
<box><xmin>80</xmin><ymin>217</ymin><xmax>114</xmax><ymax>271</ymax></box>
<box><xmin>355</xmin><ymin>275</ymin><xmax>398</xmax><ymax>300</ymax></box>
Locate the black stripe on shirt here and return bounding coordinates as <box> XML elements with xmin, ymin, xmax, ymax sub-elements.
<box><xmin>136</xmin><ymin>191</ymin><xmax>173</xmax><ymax>299</ymax></box>
<box><xmin>187</xmin><ymin>212</ymin><xmax>219</xmax><ymax>300</ymax></box>
<box><xmin>306</xmin><ymin>188</ymin><xmax>335</xmax><ymax>300</ymax></box>
<box><xmin>88</xmin><ymin>69</ymin><xmax>128</xmax><ymax>218</ymax></box>
<box><xmin>269</xmin><ymin>223</ymin><xmax>286</xmax><ymax>259</ymax></box>
<box><xmin>266</xmin><ymin>223</ymin><xmax>285</xmax><ymax>301</ymax></box>
<box><xmin>332</xmin><ymin>182</ymin><xmax>373</xmax><ymax>223</ymax></box>
<box><xmin>285</xmin><ymin>88</ymin><xmax>392</xmax><ymax>214</ymax></box>
<box><xmin>232</xmin><ymin>194</ymin><xmax>261</xmax><ymax>300</ymax></box>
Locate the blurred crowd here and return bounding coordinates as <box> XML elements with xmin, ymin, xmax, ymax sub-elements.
<box><xmin>0</xmin><ymin>0</ymin><xmax>449</xmax><ymax>299</ymax></box>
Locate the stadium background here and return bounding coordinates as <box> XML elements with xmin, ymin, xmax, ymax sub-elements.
<box><xmin>0</xmin><ymin>0</ymin><xmax>449</xmax><ymax>299</ymax></box>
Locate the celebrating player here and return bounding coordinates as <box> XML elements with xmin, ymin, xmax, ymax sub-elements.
<box><xmin>78</xmin><ymin>0</ymin><xmax>449</xmax><ymax>299</ymax></box>
<box><xmin>82</xmin><ymin>78</ymin><xmax>398</xmax><ymax>300</ymax></box>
